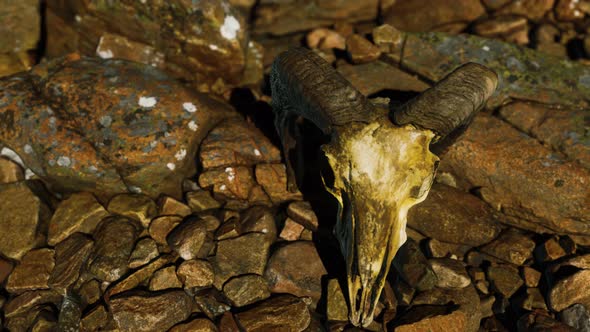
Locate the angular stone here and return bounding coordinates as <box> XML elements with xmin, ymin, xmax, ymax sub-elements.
<box><xmin>79</xmin><ymin>279</ymin><xmax>102</xmax><ymax>306</ymax></box>
<box><xmin>429</xmin><ymin>258</ymin><xmax>471</xmax><ymax>289</ymax></box>
<box><xmin>218</xmin><ymin>312</ymin><xmax>240</xmax><ymax>332</ymax></box>
<box><xmin>0</xmin><ymin>56</ymin><xmax>235</xmax><ymax>200</ymax></box>
<box><xmin>201</xmin><ymin>215</ymin><xmax>223</xmax><ymax>232</ymax></box>
<box><xmin>555</xmin><ymin>0</ymin><xmax>586</xmax><ymax>20</ymax></box>
<box><xmin>440</xmin><ymin>114</ymin><xmax>590</xmax><ymax>236</ymax></box>
<box><xmin>0</xmin><ymin>257</ymin><xmax>14</xmax><ymax>284</ymax></box>
<box><xmin>394</xmin><ymin>239</ymin><xmax>437</xmax><ymax>291</ymax></box>
<box><xmin>558</xmin><ymin>254</ymin><xmax>590</xmax><ymax>270</ymax></box>
<box><xmin>149</xmin><ymin>266</ymin><xmax>183</xmax><ymax>291</ymax></box>
<box><xmin>346</xmin><ymin>34</ymin><xmax>381</xmax><ymax>64</ymax></box>
<box><xmin>107</xmin><ymin>194</ymin><xmax>157</xmax><ymax>228</ymax></box>
<box><xmin>517</xmin><ymin>310</ymin><xmax>576</xmax><ymax>331</ymax></box>
<box><xmin>167</xmin><ymin>218</ymin><xmax>212</xmax><ymax>260</ymax></box>
<box><xmin>523</xmin><ymin>266</ymin><xmax>542</xmax><ymax>288</ymax></box>
<box><xmin>279</xmin><ymin>217</ymin><xmax>305</xmax><ymax>241</ymax></box>
<box><xmin>561</xmin><ymin>304</ymin><xmax>590</xmax><ymax>332</ymax></box>
<box><xmin>199</xmin><ymin>117</ymin><xmax>281</xmax><ymax>170</ymax></box>
<box><xmin>6</xmin><ymin>248</ymin><xmax>55</xmax><ymax>294</ymax></box>
<box><xmin>149</xmin><ymin>215</ymin><xmax>182</xmax><ymax>245</ymax></box>
<box><xmin>109</xmin><ymin>290</ymin><xmax>193</xmax><ymax>332</ymax></box>
<box><xmin>193</xmin><ymin>289</ymin><xmax>231</xmax><ymax>319</ymax></box>
<box><xmin>521</xmin><ymin>288</ymin><xmax>547</xmax><ymax>310</ymax></box>
<box><xmin>487</xmin><ymin>264</ymin><xmax>524</xmax><ymax>298</ymax></box>
<box><xmin>4</xmin><ymin>290</ymin><xmax>62</xmax><ymax>319</ymax></box>
<box><xmin>47</xmin><ymin>192</ymin><xmax>109</xmax><ymax>246</ymax></box>
<box><xmin>473</xmin><ymin>16</ymin><xmax>529</xmax><ymax>45</ymax></box>
<box><xmin>286</xmin><ymin>201</ymin><xmax>319</xmax><ymax>231</ymax></box>
<box><xmin>49</xmin><ymin>233</ymin><xmax>94</xmax><ymax>294</ymax></box>
<box><xmin>186</xmin><ymin>190</ymin><xmax>222</xmax><ymax>213</ymax></box>
<box><xmin>199</xmin><ymin>166</ymin><xmax>256</xmax><ymax>201</ymax></box>
<box><xmin>58</xmin><ymin>295</ymin><xmax>83</xmax><ymax>332</ymax></box>
<box><xmin>253</xmin><ymin>0</ymin><xmax>378</xmax><ymax>35</ymax></box>
<box><xmin>211</xmin><ymin>232</ymin><xmax>272</xmax><ymax>289</ymax></box>
<box><xmin>0</xmin><ymin>181</ymin><xmax>49</xmax><ymax>260</ymax></box>
<box><xmin>480</xmin><ymin>229</ymin><xmax>535</xmax><ymax>265</ymax></box>
<box><xmin>240</xmin><ymin>206</ymin><xmax>278</xmax><ymax>240</ymax></box>
<box><xmin>169</xmin><ymin>318</ymin><xmax>218</xmax><ymax>332</ymax></box>
<box><xmin>496</xmin><ymin>0</ymin><xmax>555</xmax><ymax>20</ymax></box>
<box><xmin>0</xmin><ymin>0</ymin><xmax>39</xmax><ymax>53</ymax></box>
<box><xmin>326</xmin><ymin>279</ymin><xmax>348</xmax><ymax>322</ymax></box>
<box><xmin>549</xmin><ymin>269</ymin><xmax>590</xmax><ymax>311</ymax></box>
<box><xmin>265</xmin><ymin>241</ymin><xmax>327</xmax><ymax>303</ymax></box>
<box><xmin>306</xmin><ymin>28</ymin><xmax>346</xmax><ymax>50</ymax></box>
<box><xmin>81</xmin><ymin>305</ymin><xmax>108</xmax><ymax>332</ymax></box>
<box><xmin>498</xmin><ymin>102</ymin><xmax>590</xmax><ymax>169</ymax></box>
<box><xmin>177</xmin><ymin>259</ymin><xmax>214</xmax><ymax>288</ymax></box>
<box><xmin>215</xmin><ymin>219</ymin><xmax>241</xmax><ymax>240</ymax></box>
<box><xmin>95</xmin><ymin>32</ymin><xmax>164</xmax><ymax>68</ymax></box>
<box><xmin>395</xmin><ymin>310</ymin><xmax>467</xmax><ymax>332</ymax></box>
<box><xmin>337</xmin><ymin>60</ymin><xmax>429</xmax><ymax>96</ymax></box>
<box><xmin>255</xmin><ymin>163</ymin><xmax>302</xmax><ymax>204</ymax></box>
<box><xmin>222</xmin><ymin>274</ymin><xmax>271</xmax><ymax>307</ymax></box>
<box><xmin>158</xmin><ymin>195</ymin><xmax>192</xmax><ymax>217</ymax></box>
<box><xmin>408</xmin><ymin>183</ymin><xmax>502</xmax><ymax>247</ymax></box>
<box><xmin>536</xmin><ymin>237</ymin><xmax>567</xmax><ymax>262</ymax></box>
<box><xmin>427</xmin><ymin>239</ymin><xmax>471</xmax><ymax>259</ymax></box>
<box><xmin>235</xmin><ymin>295</ymin><xmax>311</xmax><ymax>331</ymax></box>
<box><xmin>128</xmin><ymin>237</ymin><xmax>159</xmax><ymax>269</ymax></box>
<box><xmin>0</xmin><ymin>157</ymin><xmax>24</xmax><ymax>183</ymax></box>
<box><xmin>87</xmin><ymin>216</ymin><xmax>139</xmax><ymax>282</ymax></box>
<box><xmin>106</xmin><ymin>255</ymin><xmax>175</xmax><ymax>298</ymax></box>
<box><xmin>383</xmin><ymin>0</ymin><xmax>485</xmax><ymax>32</ymax></box>
<box><xmin>372</xmin><ymin>24</ymin><xmax>404</xmax><ymax>54</ymax></box>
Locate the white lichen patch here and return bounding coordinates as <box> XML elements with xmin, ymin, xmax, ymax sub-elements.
<box><xmin>219</xmin><ymin>184</ymin><xmax>227</xmax><ymax>191</ymax></box>
<box><xmin>254</xmin><ymin>148</ymin><xmax>261</xmax><ymax>157</ymax></box>
<box><xmin>188</xmin><ymin>120</ymin><xmax>198</xmax><ymax>131</ymax></box>
<box><xmin>175</xmin><ymin>149</ymin><xmax>187</xmax><ymax>161</ymax></box>
<box><xmin>139</xmin><ymin>96</ymin><xmax>157</xmax><ymax>108</ymax></box>
<box><xmin>97</xmin><ymin>49</ymin><xmax>113</xmax><ymax>59</ymax></box>
<box><xmin>99</xmin><ymin>115</ymin><xmax>112</xmax><ymax>127</ymax></box>
<box><xmin>166</xmin><ymin>162</ymin><xmax>176</xmax><ymax>171</ymax></box>
<box><xmin>209</xmin><ymin>44</ymin><xmax>219</xmax><ymax>51</ymax></box>
<box><xmin>149</xmin><ymin>141</ymin><xmax>158</xmax><ymax>148</ymax></box>
<box><xmin>183</xmin><ymin>102</ymin><xmax>197</xmax><ymax>113</ymax></box>
<box><xmin>25</xmin><ymin>169</ymin><xmax>35</xmax><ymax>180</ymax></box>
<box><xmin>220</xmin><ymin>15</ymin><xmax>240</xmax><ymax>40</ymax></box>
<box><xmin>128</xmin><ymin>185</ymin><xmax>142</xmax><ymax>193</ymax></box>
<box><xmin>23</xmin><ymin>144</ymin><xmax>33</xmax><ymax>154</ymax></box>
<box><xmin>482</xmin><ymin>45</ymin><xmax>490</xmax><ymax>52</ymax></box>
<box><xmin>0</xmin><ymin>147</ymin><xmax>25</xmax><ymax>167</ymax></box>
<box><xmin>225</xmin><ymin>167</ymin><xmax>235</xmax><ymax>181</ymax></box>
<box><xmin>57</xmin><ymin>156</ymin><xmax>72</xmax><ymax>167</ymax></box>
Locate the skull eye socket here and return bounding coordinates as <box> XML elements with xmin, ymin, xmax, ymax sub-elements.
<box><xmin>319</xmin><ymin>152</ymin><xmax>336</xmax><ymax>190</ymax></box>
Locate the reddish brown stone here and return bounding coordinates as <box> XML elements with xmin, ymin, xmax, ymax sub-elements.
<box><xmin>383</xmin><ymin>0</ymin><xmax>485</xmax><ymax>32</ymax></box>
<box><xmin>473</xmin><ymin>16</ymin><xmax>529</xmax><ymax>45</ymax></box>
<box><xmin>279</xmin><ymin>218</ymin><xmax>305</xmax><ymax>241</ymax></box>
<box><xmin>440</xmin><ymin>114</ymin><xmax>590</xmax><ymax>236</ymax></box>
<box><xmin>395</xmin><ymin>310</ymin><xmax>467</xmax><ymax>332</ymax></box>
<box><xmin>555</xmin><ymin>0</ymin><xmax>586</xmax><ymax>21</ymax></box>
<box><xmin>158</xmin><ymin>196</ymin><xmax>192</xmax><ymax>217</ymax></box>
<box><xmin>149</xmin><ymin>215</ymin><xmax>182</xmax><ymax>245</ymax></box>
<box><xmin>235</xmin><ymin>295</ymin><xmax>311</xmax><ymax>331</ymax></box>
<box><xmin>522</xmin><ymin>266</ymin><xmax>542</xmax><ymax>288</ymax></box>
<box><xmin>177</xmin><ymin>260</ymin><xmax>214</xmax><ymax>288</ymax></box>
<box><xmin>169</xmin><ymin>318</ymin><xmax>217</xmax><ymax>332</ymax></box>
<box><xmin>6</xmin><ymin>248</ymin><xmax>55</xmax><ymax>294</ymax></box>
<box><xmin>0</xmin><ymin>157</ymin><xmax>24</xmax><ymax>184</ymax></box>
<box><xmin>346</xmin><ymin>34</ymin><xmax>381</xmax><ymax>64</ymax></box>
<box><xmin>199</xmin><ymin>166</ymin><xmax>256</xmax><ymax>201</ymax></box>
<box><xmin>497</xmin><ymin>0</ymin><xmax>555</xmax><ymax>20</ymax></box>
<box><xmin>480</xmin><ymin>229</ymin><xmax>535</xmax><ymax>265</ymax></box>
<box><xmin>306</xmin><ymin>28</ymin><xmax>346</xmax><ymax>50</ymax></box>
<box><xmin>106</xmin><ymin>255</ymin><xmax>175</xmax><ymax>298</ymax></box>
<box><xmin>264</xmin><ymin>241</ymin><xmax>327</xmax><ymax>303</ymax></box>
<box><xmin>255</xmin><ymin>163</ymin><xmax>302</xmax><ymax>204</ymax></box>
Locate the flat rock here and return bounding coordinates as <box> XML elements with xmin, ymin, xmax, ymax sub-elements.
<box><xmin>255</xmin><ymin>163</ymin><xmax>302</xmax><ymax>204</ymax></box>
<box><xmin>87</xmin><ymin>216</ymin><xmax>139</xmax><ymax>282</ymax></box>
<box><xmin>536</xmin><ymin>238</ymin><xmax>567</xmax><ymax>262</ymax></box>
<box><xmin>49</xmin><ymin>233</ymin><xmax>94</xmax><ymax>294</ymax></box>
<box><xmin>517</xmin><ymin>310</ymin><xmax>577</xmax><ymax>332</ymax></box>
<box><xmin>81</xmin><ymin>305</ymin><xmax>108</xmax><ymax>332</ymax></box>
<box><xmin>429</xmin><ymin>258</ymin><xmax>471</xmax><ymax>289</ymax></box>
<box><xmin>487</xmin><ymin>264</ymin><xmax>524</xmax><ymax>298</ymax></box>
<box><xmin>158</xmin><ymin>196</ymin><xmax>192</xmax><ymax>217</ymax></box>
<box><xmin>193</xmin><ymin>289</ymin><xmax>231</xmax><ymax>319</ymax></box>
<box><xmin>480</xmin><ymin>228</ymin><xmax>535</xmax><ymax>265</ymax></box>
<box><xmin>286</xmin><ymin>201</ymin><xmax>319</xmax><ymax>231</ymax></box>
<box><xmin>199</xmin><ymin>117</ymin><xmax>281</xmax><ymax>170</ymax></box>
<box><xmin>521</xmin><ymin>288</ymin><xmax>547</xmax><ymax>311</ymax></box>
<box><xmin>0</xmin><ymin>0</ymin><xmax>39</xmax><ymax>54</ymax></box>
<box><xmin>149</xmin><ymin>265</ymin><xmax>183</xmax><ymax>291</ymax></box>
<box><xmin>235</xmin><ymin>295</ymin><xmax>311</xmax><ymax>331</ymax></box>
<box><xmin>199</xmin><ymin>166</ymin><xmax>256</xmax><ymax>201</ymax></box>
<box><xmin>346</xmin><ymin>34</ymin><xmax>381</xmax><ymax>64</ymax></box>
<box><xmin>0</xmin><ymin>56</ymin><xmax>234</xmax><ymax>200</ymax></box>
<box><xmin>222</xmin><ymin>274</ymin><xmax>271</xmax><ymax>307</ymax></box>
<box><xmin>394</xmin><ymin>239</ymin><xmax>437</xmax><ymax>291</ymax></box>
<box><xmin>383</xmin><ymin>0</ymin><xmax>484</xmax><ymax>32</ymax></box>
<box><xmin>47</xmin><ymin>192</ymin><xmax>109</xmax><ymax>246</ymax></box>
<box><xmin>264</xmin><ymin>241</ymin><xmax>327</xmax><ymax>303</ymax></box>
<box><xmin>338</xmin><ymin>60</ymin><xmax>429</xmax><ymax>96</ymax></box>
<box><xmin>253</xmin><ymin>0</ymin><xmax>378</xmax><ymax>35</ymax></box>
<box><xmin>240</xmin><ymin>206</ymin><xmax>278</xmax><ymax>240</ymax></box>
<box><xmin>408</xmin><ymin>183</ymin><xmax>502</xmax><ymax>247</ymax></box>
<box><xmin>211</xmin><ymin>232</ymin><xmax>273</xmax><ymax>289</ymax></box>
<box><xmin>442</xmin><ymin>112</ymin><xmax>590</xmax><ymax>237</ymax></box>
<box><xmin>186</xmin><ymin>190</ymin><xmax>222</xmax><ymax>213</ymax></box>
<box><xmin>79</xmin><ymin>279</ymin><xmax>102</xmax><ymax>306</ymax></box>
<box><xmin>549</xmin><ymin>269</ymin><xmax>590</xmax><ymax>311</ymax></box>
<box><xmin>4</xmin><ymin>290</ymin><xmax>62</xmax><ymax>319</ymax></box>
<box><xmin>523</xmin><ymin>266</ymin><xmax>542</xmax><ymax>288</ymax></box>
<box><xmin>46</xmin><ymin>1</ymin><xmax>250</xmax><ymax>86</ymax></box>
<box><xmin>0</xmin><ymin>157</ymin><xmax>24</xmax><ymax>183</ymax></box>
<box><xmin>326</xmin><ymin>279</ymin><xmax>348</xmax><ymax>322</ymax></box>
<box><xmin>279</xmin><ymin>217</ymin><xmax>305</xmax><ymax>241</ymax></box>
<box><xmin>107</xmin><ymin>194</ymin><xmax>157</xmax><ymax>228</ymax></box>
<box><xmin>128</xmin><ymin>237</ymin><xmax>159</xmax><ymax>269</ymax></box>
<box><xmin>177</xmin><ymin>259</ymin><xmax>215</xmax><ymax>288</ymax></box>
<box><xmin>167</xmin><ymin>218</ymin><xmax>213</xmax><ymax>260</ymax></box>
<box><xmin>0</xmin><ymin>181</ymin><xmax>49</xmax><ymax>260</ymax></box>
<box><xmin>497</xmin><ymin>0</ymin><xmax>555</xmax><ymax>20</ymax></box>
<box><xmin>427</xmin><ymin>239</ymin><xmax>471</xmax><ymax>259</ymax></box>
<box><xmin>6</xmin><ymin>248</ymin><xmax>55</xmax><ymax>294</ymax></box>
<box><xmin>109</xmin><ymin>290</ymin><xmax>193</xmax><ymax>332</ymax></box>
<box><xmin>561</xmin><ymin>304</ymin><xmax>590</xmax><ymax>332</ymax></box>
<box><xmin>169</xmin><ymin>318</ymin><xmax>218</xmax><ymax>332</ymax></box>
<box><xmin>149</xmin><ymin>215</ymin><xmax>182</xmax><ymax>245</ymax></box>
<box><xmin>395</xmin><ymin>309</ymin><xmax>467</xmax><ymax>332</ymax></box>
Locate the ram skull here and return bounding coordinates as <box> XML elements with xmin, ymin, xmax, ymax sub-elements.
<box><xmin>270</xmin><ymin>48</ymin><xmax>498</xmax><ymax>327</ymax></box>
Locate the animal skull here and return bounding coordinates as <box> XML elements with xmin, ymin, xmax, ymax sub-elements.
<box><xmin>270</xmin><ymin>48</ymin><xmax>498</xmax><ymax>327</ymax></box>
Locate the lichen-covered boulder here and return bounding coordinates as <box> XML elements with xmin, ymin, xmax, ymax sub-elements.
<box><xmin>0</xmin><ymin>55</ymin><xmax>237</xmax><ymax>200</ymax></box>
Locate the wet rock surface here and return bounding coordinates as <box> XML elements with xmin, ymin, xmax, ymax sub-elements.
<box><xmin>3</xmin><ymin>1</ymin><xmax>590</xmax><ymax>331</ymax></box>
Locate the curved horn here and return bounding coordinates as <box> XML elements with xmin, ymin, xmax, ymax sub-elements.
<box><xmin>392</xmin><ymin>62</ymin><xmax>498</xmax><ymax>139</ymax></box>
<box><xmin>270</xmin><ymin>47</ymin><xmax>377</xmax><ymax>134</ymax></box>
